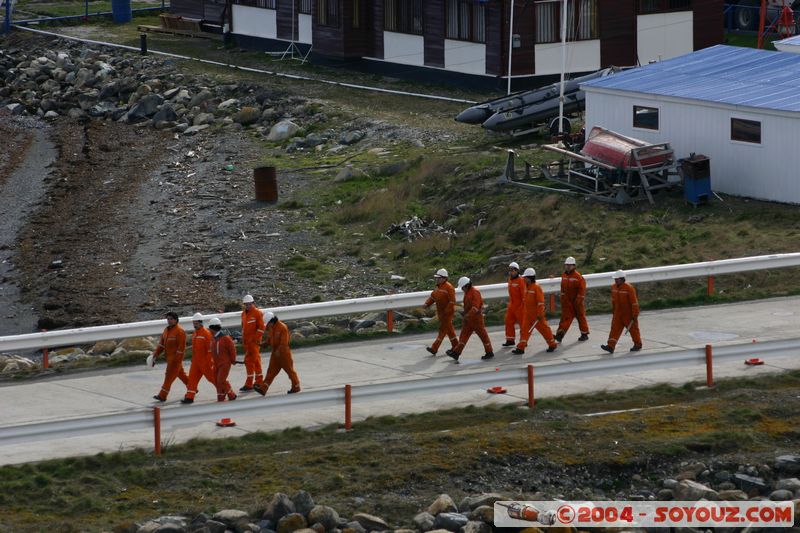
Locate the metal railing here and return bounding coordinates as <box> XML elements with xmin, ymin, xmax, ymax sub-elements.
<box><xmin>1</xmin><ymin>253</ymin><xmax>799</xmax><ymax>353</ymax></box>
<box><xmin>0</xmin><ymin>337</ymin><xmax>797</xmax><ymax>450</ymax></box>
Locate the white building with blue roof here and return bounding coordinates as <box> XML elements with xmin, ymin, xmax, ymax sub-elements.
<box><xmin>581</xmin><ymin>45</ymin><xmax>800</xmax><ymax>204</ymax></box>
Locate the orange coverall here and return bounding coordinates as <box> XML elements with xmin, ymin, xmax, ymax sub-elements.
<box><xmin>262</xmin><ymin>320</ymin><xmax>300</xmax><ymax>392</ymax></box>
<box><xmin>505</xmin><ymin>275</ymin><xmax>526</xmax><ymax>342</ymax></box>
<box><xmin>184</xmin><ymin>326</ymin><xmax>216</xmax><ymax>401</ymax></box>
<box><xmin>452</xmin><ymin>286</ymin><xmax>493</xmax><ymax>356</ymax></box>
<box><xmin>517</xmin><ymin>282</ymin><xmax>558</xmax><ymax>350</ymax></box>
<box><xmin>557</xmin><ymin>270</ymin><xmax>589</xmax><ymax>337</ymax></box>
<box><xmin>153</xmin><ymin>324</ymin><xmax>189</xmax><ymax>401</ymax></box>
<box><xmin>607</xmin><ymin>281</ymin><xmax>642</xmax><ymax>349</ymax></box>
<box><xmin>425</xmin><ymin>280</ymin><xmax>457</xmax><ymax>353</ymax></box>
<box><xmin>241</xmin><ymin>306</ymin><xmax>265</xmax><ymax>388</ymax></box>
<box><xmin>211</xmin><ymin>331</ymin><xmax>237</xmax><ymax>401</ymax></box>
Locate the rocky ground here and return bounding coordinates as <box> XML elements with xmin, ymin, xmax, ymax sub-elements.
<box><xmin>0</xmin><ymin>31</ymin><xmax>451</xmax><ymax>335</ymax></box>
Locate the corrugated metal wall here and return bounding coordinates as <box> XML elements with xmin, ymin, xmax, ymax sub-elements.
<box><xmin>584</xmin><ymin>90</ymin><xmax>800</xmax><ymax>204</ymax></box>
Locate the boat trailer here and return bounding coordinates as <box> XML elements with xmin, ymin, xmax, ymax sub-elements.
<box><xmin>499</xmin><ymin>126</ymin><xmax>683</xmax><ymax>204</ymax></box>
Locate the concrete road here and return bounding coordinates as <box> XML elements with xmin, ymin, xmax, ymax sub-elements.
<box><xmin>0</xmin><ymin>296</ymin><xmax>798</xmax><ymax>465</ymax></box>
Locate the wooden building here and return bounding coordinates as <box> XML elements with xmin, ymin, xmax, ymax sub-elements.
<box><xmin>223</xmin><ymin>0</ymin><xmax>723</xmax><ymax>87</ymax></box>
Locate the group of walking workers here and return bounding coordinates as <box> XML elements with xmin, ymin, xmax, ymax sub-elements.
<box><xmin>149</xmin><ymin>294</ymin><xmax>300</xmax><ymax>403</ymax></box>
<box><xmin>424</xmin><ymin>257</ymin><xmax>643</xmax><ymax>362</ymax></box>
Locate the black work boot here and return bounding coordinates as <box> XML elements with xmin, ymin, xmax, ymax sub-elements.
<box><xmin>180</xmin><ymin>397</ymin><xmax>193</xmax><ymax>404</ymax></box>
<box><xmin>600</xmin><ymin>344</ymin><xmax>614</xmax><ymax>354</ymax></box>
<box><xmin>511</xmin><ymin>348</ymin><xmax>524</xmax><ymax>355</ymax></box>
<box><xmin>481</xmin><ymin>352</ymin><xmax>494</xmax><ymax>360</ymax></box>
<box><xmin>501</xmin><ymin>340</ymin><xmax>515</xmax><ymax>347</ymax></box>
<box><xmin>578</xmin><ymin>333</ymin><xmax>589</xmax><ymax>341</ymax></box>
<box><xmin>554</xmin><ymin>332</ymin><xmax>564</xmax><ymax>343</ymax></box>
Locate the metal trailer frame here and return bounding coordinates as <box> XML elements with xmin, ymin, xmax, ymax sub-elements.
<box><xmin>499</xmin><ymin>135</ymin><xmax>683</xmax><ymax>205</ymax></box>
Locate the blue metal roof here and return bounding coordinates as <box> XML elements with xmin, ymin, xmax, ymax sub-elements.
<box><xmin>581</xmin><ymin>45</ymin><xmax>800</xmax><ymax>113</ymax></box>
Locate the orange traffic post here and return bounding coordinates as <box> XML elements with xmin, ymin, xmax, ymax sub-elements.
<box><xmin>707</xmin><ymin>275</ymin><xmax>714</xmax><ymax>296</ymax></box>
<box><xmin>153</xmin><ymin>406</ymin><xmax>162</xmax><ymax>455</ymax></box>
<box><xmin>387</xmin><ymin>310</ymin><xmax>394</xmax><ymax>333</ymax></box>
<box><xmin>527</xmin><ymin>364</ymin><xmax>535</xmax><ymax>408</ymax></box>
<box><xmin>344</xmin><ymin>384</ymin><xmax>352</xmax><ymax>430</ymax></box>
<box><xmin>705</xmin><ymin>344</ymin><xmax>714</xmax><ymax>388</ymax></box>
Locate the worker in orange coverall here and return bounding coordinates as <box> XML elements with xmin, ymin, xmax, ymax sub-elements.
<box><xmin>208</xmin><ymin>318</ymin><xmax>237</xmax><ymax>402</ymax></box>
<box><xmin>151</xmin><ymin>311</ymin><xmax>189</xmax><ymax>402</ymax></box>
<box><xmin>240</xmin><ymin>294</ymin><xmax>265</xmax><ymax>392</ymax></box>
<box><xmin>502</xmin><ymin>261</ymin><xmax>526</xmax><ymax>347</ymax></box>
<box><xmin>424</xmin><ymin>268</ymin><xmax>458</xmax><ymax>356</ymax></box>
<box><xmin>512</xmin><ymin>268</ymin><xmax>558</xmax><ymax>355</ymax></box>
<box><xmin>255</xmin><ymin>311</ymin><xmax>301</xmax><ymax>395</ymax></box>
<box><xmin>181</xmin><ymin>313</ymin><xmax>217</xmax><ymax>404</ymax></box>
<box><xmin>446</xmin><ymin>277</ymin><xmax>494</xmax><ymax>362</ymax></box>
<box><xmin>555</xmin><ymin>256</ymin><xmax>590</xmax><ymax>343</ymax></box>
<box><xmin>601</xmin><ymin>270</ymin><xmax>642</xmax><ymax>354</ymax></box>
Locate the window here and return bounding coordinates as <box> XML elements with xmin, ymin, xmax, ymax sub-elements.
<box><xmin>731</xmin><ymin>118</ymin><xmax>761</xmax><ymax>144</ymax></box>
<box><xmin>298</xmin><ymin>0</ymin><xmax>312</xmax><ymax>14</ymax></box>
<box><xmin>633</xmin><ymin>105</ymin><xmax>659</xmax><ymax>130</ymax></box>
<box><xmin>233</xmin><ymin>0</ymin><xmax>275</xmax><ymax>8</ymax></box>
<box><xmin>535</xmin><ymin>0</ymin><xmax>598</xmax><ymax>44</ymax></box>
<box><xmin>317</xmin><ymin>0</ymin><xmax>339</xmax><ymax>26</ymax></box>
<box><xmin>639</xmin><ymin>0</ymin><xmax>691</xmax><ymax>14</ymax></box>
<box><xmin>446</xmin><ymin>0</ymin><xmax>486</xmax><ymax>43</ymax></box>
<box><xmin>385</xmin><ymin>0</ymin><xmax>424</xmax><ymax>35</ymax></box>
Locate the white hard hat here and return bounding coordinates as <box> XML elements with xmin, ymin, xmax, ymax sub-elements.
<box><xmin>523</xmin><ymin>267</ymin><xmax>536</xmax><ymax>277</ymax></box>
<box><xmin>613</xmin><ymin>270</ymin><xmax>626</xmax><ymax>279</ymax></box>
<box><xmin>508</xmin><ymin>261</ymin><xmax>520</xmax><ymax>270</ymax></box>
<box><xmin>457</xmin><ymin>276</ymin><xmax>471</xmax><ymax>289</ymax></box>
<box><xmin>191</xmin><ymin>312</ymin><xmax>203</xmax><ymax>321</ymax></box>
<box><xmin>242</xmin><ymin>294</ymin><xmax>254</xmax><ymax>303</ymax></box>
<box><xmin>564</xmin><ymin>256</ymin><xmax>576</xmax><ymax>265</ymax></box>
<box><xmin>209</xmin><ymin>317</ymin><xmax>222</xmax><ymax>327</ymax></box>
<box><xmin>434</xmin><ymin>268</ymin><xmax>448</xmax><ymax>278</ymax></box>
<box><xmin>263</xmin><ymin>310</ymin><xmax>275</xmax><ymax>322</ymax></box>
<box><xmin>146</xmin><ymin>354</ymin><xmax>155</xmax><ymax>368</ymax></box>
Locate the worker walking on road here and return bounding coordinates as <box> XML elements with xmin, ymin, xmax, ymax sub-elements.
<box><xmin>447</xmin><ymin>277</ymin><xmax>494</xmax><ymax>362</ymax></box>
<box><xmin>208</xmin><ymin>317</ymin><xmax>237</xmax><ymax>402</ymax></box>
<box><xmin>556</xmin><ymin>256</ymin><xmax>590</xmax><ymax>343</ymax></box>
<box><xmin>240</xmin><ymin>294</ymin><xmax>265</xmax><ymax>392</ymax></box>
<box><xmin>181</xmin><ymin>313</ymin><xmax>217</xmax><ymax>404</ymax></box>
<box><xmin>502</xmin><ymin>261</ymin><xmax>526</xmax><ymax>347</ymax></box>
<box><xmin>512</xmin><ymin>268</ymin><xmax>558</xmax><ymax>355</ymax></box>
<box><xmin>424</xmin><ymin>268</ymin><xmax>458</xmax><ymax>356</ymax></box>
<box><xmin>255</xmin><ymin>311</ymin><xmax>301</xmax><ymax>395</ymax></box>
<box><xmin>601</xmin><ymin>270</ymin><xmax>643</xmax><ymax>354</ymax></box>
<box><xmin>151</xmin><ymin>311</ymin><xmax>189</xmax><ymax>402</ymax></box>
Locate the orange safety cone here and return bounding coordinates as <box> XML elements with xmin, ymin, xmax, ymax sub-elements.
<box><xmin>487</xmin><ymin>386</ymin><xmax>507</xmax><ymax>394</ymax></box>
<box><xmin>745</xmin><ymin>358</ymin><xmax>764</xmax><ymax>366</ymax></box>
<box><xmin>216</xmin><ymin>417</ymin><xmax>236</xmax><ymax>427</ymax></box>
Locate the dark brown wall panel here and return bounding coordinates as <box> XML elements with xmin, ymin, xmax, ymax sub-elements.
<box><xmin>170</xmin><ymin>0</ymin><xmax>203</xmax><ymax>20</ymax></box>
<box><xmin>511</xmin><ymin>0</ymin><xmax>534</xmax><ymax>75</ymax></box>
<box><xmin>693</xmin><ymin>0</ymin><xmax>724</xmax><ymax>51</ymax></box>
<box><xmin>599</xmin><ymin>0</ymin><xmax>636</xmax><ymax>67</ymax></box>
<box><xmin>276</xmin><ymin>0</ymin><xmax>293</xmax><ymax>41</ymax></box>
<box><xmin>485</xmin><ymin>1</ymin><xmax>503</xmax><ymax>76</ymax></box>
<box><xmin>373</xmin><ymin>0</ymin><xmax>384</xmax><ymax>58</ymax></box>
<box><xmin>424</xmin><ymin>0</ymin><xmax>444</xmax><ymax>67</ymax></box>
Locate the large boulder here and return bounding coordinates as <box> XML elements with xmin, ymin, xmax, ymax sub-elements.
<box><xmin>264</xmin><ymin>493</ymin><xmax>296</xmax><ymax>523</ymax></box>
<box><xmin>211</xmin><ymin>509</ymin><xmax>250</xmax><ymax>529</ymax></box>
<box><xmin>776</xmin><ymin>455</ymin><xmax>800</xmax><ymax>474</ymax></box>
<box><xmin>152</xmin><ymin>105</ymin><xmax>178</xmax><ymax>128</ymax></box>
<box><xmin>776</xmin><ymin>478</ymin><xmax>800</xmax><ymax>492</ymax></box>
<box><xmin>234</xmin><ymin>106</ymin><xmax>261</xmax><ymax>125</ymax></box>
<box><xmin>351</xmin><ymin>513</ymin><xmax>388</xmax><ymax>532</ymax></box>
<box><xmin>467</xmin><ymin>506</ymin><xmax>493</xmax><ymax>524</ymax></box>
<box><xmin>460</xmin><ymin>521</ymin><xmax>491</xmax><ymax>533</ymax></box>
<box><xmin>307</xmin><ymin>505</ymin><xmax>339</xmax><ymax>531</ymax></box>
<box><xmin>413</xmin><ymin>512</ymin><xmax>435</xmax><ymax>532</ymax></box>
<box><xmin>291</xmin><ymin>490</ymin><xmax>315</xmax><ymax>518</ymax></box>
<box><xmin>433</xmin><ymin>513</ymin><xmax>468</xmax><ymax>532</ymax></box>
<box><xmin>674</xmin><ymin>480</ymin><xmax>718</xmax><ymax>501</ymax></box>
<box><xmin>428</xmin><ymin>494</ymin><xmax>458</xmax><ymax>516</ymax></box>
<box><xmin>90</xmin><ymin>340</ymin><xmax>117</xmax><ymax>354</ymax></box>
<box><xmin>188</xmin><ymin>89</ymin><xmax>212</xmax><ymax>108</ymax></box>
<box><xmin>277</xmin><ymin>513</ymin><xmax>307</xmax><ymax>533</ymax></box>
<box><xmin>119</xmin><ymin>337</ymin><xmax>155</xmax><ymax>351</ymax></box>
<box><xmin>266</xmin><ymin>120</ymin><xmax>300</xmax><ymax>142</ymax></box>
<box><xmin>127</xmin><ymin>93</ymin><xmax>164</xmax><ymax>123</ymax></box>
<box><xmin>460</xmin><ymin>494</ymin><xmax>503</xmax><ymax>511</ymax></box>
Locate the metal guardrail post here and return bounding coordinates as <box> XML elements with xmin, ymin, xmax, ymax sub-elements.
<box><xmin>549</xmin><ymin>276</ymin><xmax>556</xmax><ymax>313</ymax></box>
<box><xmin>153</xmin><ymin>407</ymin><xmax>161</xmax><ymax>455</ymax></box>
<box><xmin>707</xmin><ymin>276</ymin><xmax>714</xmax><ymax>296</ymax></box>
<box><xmin>705</xmin><ymin>344</ymin><xmax>714</xmax><ymax>387</ymax></box>
<box><xmin>41</xmin><ymin>329</ymin><xmax>49</xmax><ymax>369</ymax></box>
<box><xmin>344</xmin><ymin>384</ymin><xmax>352</xmax><ymax>430</ymax></box>
<box><xmin>527</xmin><ymin>364</ymin><xmax>535</xmax><ymax>408</ymax></box>
<box><xmin>386</xmin><ymin>310</ymin><xmax>394</xmax><ymax>333</ymax></box>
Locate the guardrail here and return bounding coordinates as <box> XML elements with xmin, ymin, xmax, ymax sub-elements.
<box><xmin>2</xmin><ymin>253</ymin><xmax>800</xmax><ymax>353</ymax></box>
<box><xmin>1</xmin><ymin>337</ymin><xmax>797</xmax><ymax>452</ymax></box>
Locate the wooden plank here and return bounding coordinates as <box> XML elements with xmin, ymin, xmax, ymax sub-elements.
<box><xmin>137</xmin><ymin>25</ymin><xmax>222</xmax><ymax>40</ymax></box>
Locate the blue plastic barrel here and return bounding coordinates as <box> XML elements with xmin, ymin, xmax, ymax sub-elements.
<box><xmin>111</xmin><ymin>0</ymin><xmax>132</xmax><ymax>23</ymax></box>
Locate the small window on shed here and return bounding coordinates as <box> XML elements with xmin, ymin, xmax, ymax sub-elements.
<box><xmin>731</xmin><ymin>118</ymin><xmax>761</xmax><ymax>144</ymax></box>
<box><xmin>633</xmin><ymin>105</ymin><xmax>659</xmax><ymax>130</ymax></box>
